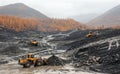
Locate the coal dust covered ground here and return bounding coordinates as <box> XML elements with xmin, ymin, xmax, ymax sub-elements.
<box><xmin>63</xmin><ymin>29</ymin><xmax>120</xmax><ymax>74</ymax></box>
<box><xmin>0</xmin><ymin>28</ymin><xmax>120</xmax><ymax>74</ymax></box>
<box><xmin>0</xmin><ymin>28</ymin><xmax>52</xmax><ymax>64</ymax></box>
<box><xmin>47</xmin><ymin>29</ymin><xmax>120</xmax><ymax>74</ymax></box>
<box><xmin>0</xmin><ymin>28</ymin><xmax>94</xmax><ymax>74</ymax></box>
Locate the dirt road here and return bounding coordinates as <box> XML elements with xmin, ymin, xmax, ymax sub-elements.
<box><xmin>0</xmin><ymin>61</ymin><xmax>104</xmax><ymax>74</ymax></box>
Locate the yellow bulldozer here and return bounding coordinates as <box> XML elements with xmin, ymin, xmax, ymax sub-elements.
<box><xmin>19</xmin><ymin>53</ymin><xmax>47</xmax><ymax>68</ymax></box>
<box><xmin>86</xmin><ymin>31</ymin><xmax>96</xmax><ymax>38</ymax></box>
<box><xmin>30</xmin><ymin>40</ymin><xmax>39</xmax><ymax>46</ymax></box>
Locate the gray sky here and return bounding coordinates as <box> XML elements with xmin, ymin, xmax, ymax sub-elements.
<box><xmin>0</xmin><ymin>0</ymin><xmax>120</xmax><ymax>18</ymax></box>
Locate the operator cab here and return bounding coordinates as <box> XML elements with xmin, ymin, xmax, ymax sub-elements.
<box><xmin>27</xmin><ymin>53</ymin><xmax>34</xmax><ymax>58</ymax></box>
<box><xmin>20</xmin><ymin>53</ymin><xmax>34</xmax><ymax>59</ymax></box>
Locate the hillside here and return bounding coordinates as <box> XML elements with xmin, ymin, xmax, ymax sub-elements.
<box><xmin>88</xmin><ymin>5</ymin><xmax>120</xmax><ymax>26</ymax></box>
<box><xmin>0</xmin><ymin>3</ymin><xmax>87</xmax><ymax>32</ymax></box>
<box><xmin>0</xmin><ymin>3</ymin><xmax>48</xmax><ymax>19</ymax></box>
<box><xmin>0</xmin><ymin>15</ymin><xmax>86</xmax><ymax>32</ymax></box>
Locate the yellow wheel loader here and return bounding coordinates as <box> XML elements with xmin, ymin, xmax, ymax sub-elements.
<box><xmin>19</xmin><ymin>53</ymin><xmax>47</xmax><ymax>68</ymax></box>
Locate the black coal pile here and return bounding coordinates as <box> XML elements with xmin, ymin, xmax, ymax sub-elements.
<box><xmin>89</xmin><ymin>47</ymin><xmax>120</xmax><ymax>74</ymax></box>
<box><xmin>66</xmin><ymin>29</ymin><xmax>120</xmax><ymax>51</ymax></box>
<box><xmin>47</xmin><ymin>55</ymin><xmax>65</xmax><ymax>66</ymax></box>
<box><xmin>62</xmin><ymin>29</ymin><xmax>120</xmax><ymax>73</ymax></box>
<box><xmin>72</xmin><ymin>40</ymin><xmax>120</xmax><ymax>73</ymax></box>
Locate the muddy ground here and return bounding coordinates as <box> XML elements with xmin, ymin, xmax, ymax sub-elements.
<box><xmin>0</xmin><ymin>29</ymin><xmax>120</xmax><ymax>74</ymax></box>
<box><xmin>0</xmin><ymin>61</ymin><xmax>104</xmax><ymax>74</ymax></box>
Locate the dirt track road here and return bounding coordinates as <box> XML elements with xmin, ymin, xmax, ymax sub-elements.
<box><xmin>0</xmin><ymin>62</ymin><xmax>104</xmax><ymax>74</ymax></box>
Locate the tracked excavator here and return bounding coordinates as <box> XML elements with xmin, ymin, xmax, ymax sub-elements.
<box><xmin>19</xmin><ymin>53</ymin><xmax>47</xmax><ymax>68</ymax></box>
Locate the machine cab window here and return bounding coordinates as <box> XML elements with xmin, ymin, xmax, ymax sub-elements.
<box><xmin>27</xmin><ymin>53</ymin><xmax>34</xmax><ymax>58</ymax></box>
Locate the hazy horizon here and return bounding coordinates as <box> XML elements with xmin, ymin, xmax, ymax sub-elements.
<box><xmin>0</xmin><ymin>0</ymin><xmax>120</xmax><ymax>18</ymax></box>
